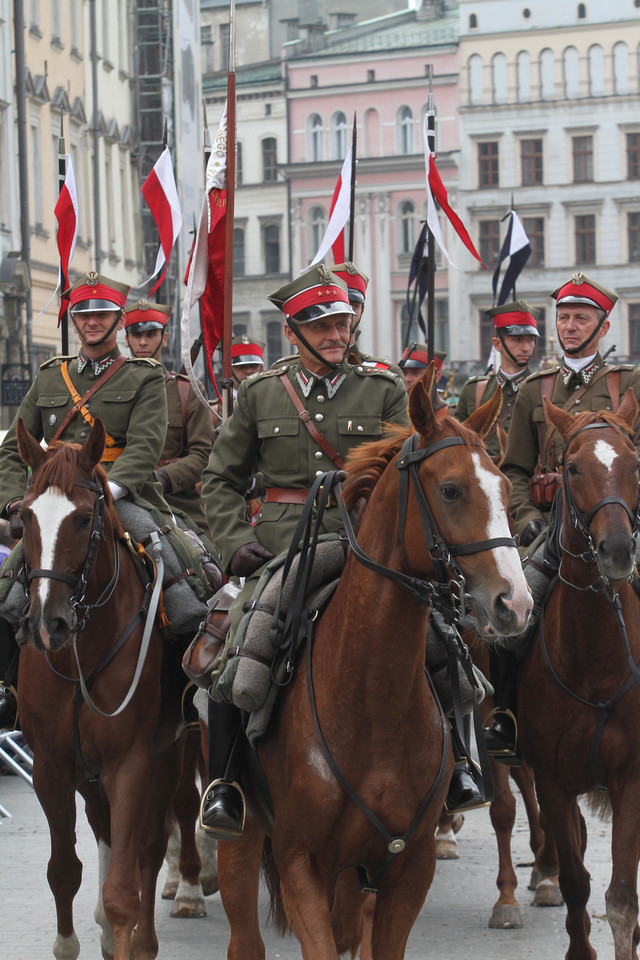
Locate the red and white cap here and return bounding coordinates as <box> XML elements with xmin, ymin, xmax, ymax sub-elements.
<box><xmin>268</xmin><ymin>265</ymin><xmax>355</xmax><ymax>325</ymax></box>
<box><xmin>486</xmin><ymin>300</ymin><xmax>539</xmax><ymax>338</ymax></box>
<box><xmin>65</xmin><ymin>272</ymin><xmax>130</xmax><ymax>315</ymax></box>
<box><xmin>124</xmin><ymin>300</ymin><xmax>171</xmax><ymax>332</ymax></box>
<box><xmin>231</xmin><ymin>334</ymin><xmax>265</xmax><ymax>367</ymax></box>
<box><xmin>551</xmin><ymin>273</ymin><xmax>617</xmax><ymax>317</ymax></box>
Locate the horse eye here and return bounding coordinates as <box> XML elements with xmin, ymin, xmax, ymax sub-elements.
<box><xmin>78</xmin><ymin>515</ymin><xmax>92</xmax><ymax>529</ymax></box>
<box><xmin>566</xmin><ymin>462</ymin><xmax>578</xmax><ymax>476</ymax></box>
<box><xmin>440</xmin><ymin>484</ymin><xmax>460</xmax><ymax>501</ymax></box>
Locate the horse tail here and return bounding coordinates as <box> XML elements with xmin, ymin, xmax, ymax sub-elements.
<box><xmin>261</xmin><ymin>836</ymin><xmax>289</xmax><ymax>934</ymax></box>
<box><xmin>584</xmin><ymin>789</ymin><xmax>612</xmax><ymax>821</ymax></box>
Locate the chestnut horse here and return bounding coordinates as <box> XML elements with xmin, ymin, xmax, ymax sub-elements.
<box><xmin>15</xmin><ymin>418</ymin><xmax>185</xmax><ymax>960</ymax></box>
<box><xmin>216</xmin><ymin>373</ymin><xmax>532</xmax><ymax>959</ymax></box>
<box><xmin>518</xmin><ymin>390</ymin><xmax>640</xmax><ymax>960</ymax></box>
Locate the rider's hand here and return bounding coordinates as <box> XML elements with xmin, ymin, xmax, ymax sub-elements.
<box><xmin>153</xmin><ymin>468</ymin><xmax>171</xmax><ymax>493</ymax></box>
<box><xmin>519</xmin><ymin>519</ymin><xmax>545</xmax><ymax>548</ymax></box>
<box><xmin>7</xmin><ymin>499</ymin><xmax>23</xmax><ymax>540</ymax></box>
<box><xmin>230</xmin><ymin>542</ymin><xmax>275</xmax><ymax>578</ymax></box>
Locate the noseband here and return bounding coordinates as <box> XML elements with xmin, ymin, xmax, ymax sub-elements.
<box><xmin>25</xmin><ymin>475</ymin><xmax>119</xmax><ymax>631</ymax></box>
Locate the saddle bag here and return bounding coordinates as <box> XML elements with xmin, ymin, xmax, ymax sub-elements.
<box><xmin>182</xmin><ymin>581</ymin><xmax>241</xmax><ymax>688</ymax></box>
<box><xmin>528</xmin><ymin>471</ymin><xmax>562</xmax><ymax>508</ymax></box>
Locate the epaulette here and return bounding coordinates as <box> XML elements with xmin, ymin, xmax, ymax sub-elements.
<box><xmin>352</xmin><ymin>364</ymin><xmax>398</xmax><ymax>380</ymax></box>
<box><xmin>270</xmin><ymin>353</ymin><xmax>298</xmax><ymax>370</ymax></box>
<box><xmin>243</xmin><ymin>367</ymin><xmax>285</xmax><ymax>388</ymax></box>
<box><xmin>126</xmin><ymin>356</ymin><xmax>162</xmax><ymax>367</ymax></box>
<box><xmin>40</xmin><ymin>354</ymin><xmax>75</xmax><ymax>369</ymax></box>
<box><xmin>467</xmin><ymin>374</ymin><xmax>491</xmax><ymax>384</ymax></box>
<box><xmin>526</xmin><ymin>366</ymin><xmax>558</xmax><ymax>382</ymax></box>
<box><xmin>610</xmin><ymin>363</ymin><xmax>636</xmax><ymax>372</ymax></box>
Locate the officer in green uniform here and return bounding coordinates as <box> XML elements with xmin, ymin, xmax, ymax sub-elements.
<box><xmin>0</xmin><ymin>272</ymin><xmax>168</xmax><ymax>728</ymax></box>
<box><xmin>231</xmin><ymin>334</ymin><xmax>265</xmax><ymax>388</ymax></box>
<box><xmin>332</xmin><ymin>261</ymin><xmax>403</xmax><ymax>375</ymax></box>
<box><xmin>485</xmin><ymin>273</ymin><xmax>640</xmax><ymax>761</ymax></box>
<box><xmin>124</xmin><ymin>299</ymin><xmax>214</xmax><ymax>538</ymax></box>
<box><xmin>398</xmin><ymin>342</ymin><xmax>447</xmax><ymax>393</ymax></box>
<box><xmin>198</xmin><ymin>264</ymin><xmax>411</xmax><ymax>837</ymax></box>
<box><xmin>455</xmin><ymin>301</ymin><xmax>539</xmax><ymax>460</ymax></box>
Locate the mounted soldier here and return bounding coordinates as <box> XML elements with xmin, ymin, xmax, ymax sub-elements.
<box><xmin>332</xmin><ymin>261</ymin><xmax>401</xmax><ymax>374</ymax></box>
<box><xmin>0</xmin><ymin>272</ymin><xmax>212</xmax><ymax>730</ymax></box>
<box><xmin>455</xmin><ymin>301</ymin><xmax>539</xmax><ymax>461</ymax></box>
<box><xmin>398</xmin><ymin>342</ymin><xmax>447</xmax><ymax>394</ymax></box>
<box><xmin>485</xmin><ymin>273</ymin><xmax>640</xmax><ymax>762</ymax></box>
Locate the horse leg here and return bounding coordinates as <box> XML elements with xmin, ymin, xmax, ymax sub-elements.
<box><xmin>435</xmin><ymin>810</ymin><xmax>460</xmax><ymax>860</ymax></box>
<box><xmin>161</xmin><ymin>814</ymin><xmax>181</xmax><ymax>899</ymax></box>
<box><xmin>276</xmin><ymin>848</ymin><xmax>340</xmax><ymax>960</ymax></box>
<box><xmin>78</xmin><ymin>780</ymin><xmax>114</xmax><ymax>960</ymax></box>
<box><xmin>509</xmin><ymin>762</ymin><xmax>547</xmax><ymax>890</ymax></box>
<box><xmin>168</xmin><ymin>728</ymin><xmax>207</xmax><ymax>918</ymax></box>
<box><xmin>217</xmin><ymin>817</ymin><xmax>266</xmax><ymax>959</ymax></box>
<box><xmin>487</xmin><ymin>760</ymin><xmax>523</xmax><ymax>929</ymax></box>
<box><xmin>329</xmin><ymin>870</ymin><xmax>369</xmax><ymax>957</ymax></box>
<box><xmin>606</xmin><ymin>786</ymin><xmax>640</xmax><ymax>960</ymax></box>
<box><xmin>531</xmin><ymin>807</ymin><xmax>564</xmax><ymax>907</ymax></box>
<box><xmin>34</xmin><ymin>762</ymin><xmax>82</xmax><ymax>960</ymax></box>
<box><xmin>536</xmin><ymin>777</ymin><xmax>594</xmax><ymax>960</ymax></box>
<box><xmin>196</xmin><ymin>824</ymin><xmax>219</xmax><ymax>896</ymax></box>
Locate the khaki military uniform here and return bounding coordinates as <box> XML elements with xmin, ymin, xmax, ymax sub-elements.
<box><xmin>203</xmin><ymin>358</ymin><xmax>409</xmax><ymax>573</ymax></box>
<box><xmin>158</xmin><ymin>370</ymin><xmax>214</xmax><ymax>535</ymax></box>
<box><xmin>455</xmin><ymin>366</ymin><xmax>532</xmax><ymax>461</ymax></box>
<box><xmin>0</xmin><ymin>347</ymin><xmax>168</xmax><ymax>516</ymax></box>
<box><xmin>501</xmin><ymin>354</ymin><xmax>640</xmax><ymax>534</ymax></box>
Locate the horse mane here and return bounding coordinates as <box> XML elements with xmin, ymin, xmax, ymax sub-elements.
<box><xmin>341</xmin><ymin>415</ymin><xmax>483</xmax><ymax>514</ymax></box>
<box><xmin>30</xmin><ymin>441</ymin><xmax>124</xmax><ymax>537</ymax></box>
<box><xmin>564</xmin><ymin>407</ymin><xmax>635</xmax><ymax>443</ymax></box>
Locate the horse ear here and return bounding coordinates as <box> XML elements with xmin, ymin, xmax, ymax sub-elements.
<box><xmin>77</xmin><ymin>418</ymin><xmax>107</xmax><ymax>473</ymax></box>
<box><xmin>16</xmin><ymin>418</ymin><xmax>47</xmax><ymax>470</ymax></box>
<box><xmin>617</xmin><ymin>387</ymin><xmax>638</xmax><ymax>430</ymax></box>
<box><xmin>542</xmin><ymin>395</ymin><xmax>575</xmax><ymax>441</ymax></box>
<box><xmin>464</xmin><ymin>384</ymin><xmax>502</xmax><ymax>440</ymax></box>
<box><xmin>408</xmin><ymin>363</ymin><xmax>440</xmax><ymax>439</ymax></box>
<box><xmin>494</xmin><ymin>420</ymin><xmax>508</xmax><ymax>468</ymax></box>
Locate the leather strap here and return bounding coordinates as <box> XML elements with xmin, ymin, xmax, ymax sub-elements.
<box><xmin>264</xmin><ymin>487</ymin><xmax>311</xmax><ymax>504</ymax></box>
<box><xmin>539</xmin><ymin>365</ymin><xmax>617</xmax><ymax>470</ymax></box>
<box><xmin>160</xmin><ymin>372</ymin><xmax>191</xmax><ymax>465</ymax></box>
<box><xmin>55</xmin><ymin>357</ymin><xmax>127</xmax><ymax>454</ymax></box>
<box><xmin>475</xmin><ymin>377</ymin><xmax>490</xmax><ymax>410</ymax></box>
<box><xmin>279</xmin><ymin>372</ymin><xmax>346</xmax><ymax>469</ymax></box>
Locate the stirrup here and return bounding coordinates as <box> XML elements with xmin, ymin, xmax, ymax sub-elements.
<box><xmin>483</xmin><ymin>707</ymin><xmax>521</xmax><ymax>765</ymax></box>
<box><xmin>0</xmin><ymin>682</ymin><xmax>19</xmax><ymax>732</ymax></box>
<box><xmin>199</xmin><ymin>778</ymin><xmax>246</xmax><ymax>839</ymax></box>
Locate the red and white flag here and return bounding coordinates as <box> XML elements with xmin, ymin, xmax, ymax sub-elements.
<box><xmin>309</xmin><ymin>147</ymin><xmax>352</xmax><ymax>268</ymax></box>
<box><xmin>41</xmin><ymin>154</ymin><xmax>79</xmax><ymax>322</ymax></box>
<box><xmin>423</xmin><ymin>116</ymin><xmax>484</xmax><ymax>270</ymax></box>
<box><xmin>142</xmin><ymin>146</ymin><xmax>183</xmax><ymax>295</ymax></box>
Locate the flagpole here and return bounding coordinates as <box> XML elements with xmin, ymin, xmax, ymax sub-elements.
<box><xmin>509</xmin><ymin>193</ymin><xmax>516</xmax><ymax>300</ymax></box>
<box><xmin>58</xmin><ymin>106</ymin><xmax>68</xmax><ymax>354</ymax></box>
<box><xmin>220</xmin><ymin>0</ymin><xmax>236</xmax><ymax>420</ymax></box>
<box><xmin>348</xmin><ymin>113</ymin><xmax>357</xmax><ymax>262</ymax></box>
<box><xmin>426</xmin><ymin>65</ymin><xmax>436</xmax><ymax>367</ymax></box>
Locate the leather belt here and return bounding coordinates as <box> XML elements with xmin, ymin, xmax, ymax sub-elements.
<box><xmin>264</xmin><ymin>487</ymin><xmax>338</xmax><ymax>508</ymax></box>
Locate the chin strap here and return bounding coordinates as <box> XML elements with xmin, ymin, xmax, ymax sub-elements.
<box><xmin>497</xmin><ymin>332</ymin><xmax>529</xmax><ymax>370</ymax></box>
<box><xmin>557</xmin><ymin>314</ymin><xmax>607</xmax><ymax>356</ymax></box>
<box><xmin>73</xmin><ymin>311</ymin><xmax>123</xmax><ymax>349</ymax></box>
<box><xmin>288</xmin><ymin>319</ymin><xmax>345</xmax><ymax>372</ymax></box>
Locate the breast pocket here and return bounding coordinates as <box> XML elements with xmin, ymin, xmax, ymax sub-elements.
<box><xmin>338</xmin><ymin>415</ymin><xmax>382</xmax><ymax>445</ymax></box>
<box><xmin>257</xmin><ymin>417</ymin><xmax>300</xmax><ymax>473</ymax></box>
<box><xmin>36</xmin><ymin>394</ymin><xmax>69</xmax><ymax>439</ymax></box>
<box><xmin>98</xmin><ymin>388</ymin><xmax>138</xmax><ymax>437</ymax></box>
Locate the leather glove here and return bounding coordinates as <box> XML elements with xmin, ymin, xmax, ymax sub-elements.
<box><xmin>153</xmin><ymin>467</ymin><xmax>171</xmax><ymax>493</ymax></box>
<box><xmin>230</xmin><ymin>542</ymin><xmax>275</xmax><ymax>578</ymax></box>
<box><xmin>519</xmin><ymin>519</ymin><xmax>545</xmax><ymax>548</ymax></box>
<box><xmin>7</xmin><ymin>499</ymin><xmax>23</xmax><ymax>540</ymax></box>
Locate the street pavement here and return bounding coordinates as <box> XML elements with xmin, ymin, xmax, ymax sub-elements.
<box><xmin>1</xmin><ymin>765</ymin><xmax>616</xmax><ymax>960</ymax></box>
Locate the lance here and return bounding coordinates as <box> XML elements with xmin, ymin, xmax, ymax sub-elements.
<box><xmin>425</xmin><ymin>65</ymin><xmax>436</xmax><ymax>367</ymax></box>
<box><xmin>348</xmin><ymin>112</ymin><xmax>357</xmax><ymax>262</ymax></box>
<box><xmin>501</xmin><ymin>192</ymin><xmax>517</xmax><ymax>300</ymax></box>
<box><xmin>58</xmin><ymin>106</ymin><xmax>69</xmax><ymax>354</ymax></box>
<box><xmin>221</xmin><ymin>0</ymin><xmax>236</xmax><ymax>420</ymax></box>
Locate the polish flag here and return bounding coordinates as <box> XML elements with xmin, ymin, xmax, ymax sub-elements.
<box><xmin>142</xmin><ymin>146</ymin><xmax>183</xmax><ymax>295</ymax></box>
<box><xmin>41</xmin><ymin>154</ymin><xmax>79</xmax><ymax>322</ymax></box>
<box><xmin>309</xmin><ymin>147</ymin><xmax>352</xmax><ymax>268</ymax></box>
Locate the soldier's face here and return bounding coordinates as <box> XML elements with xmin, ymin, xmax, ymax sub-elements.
<box><xmin>126</xmin><ymin>328</ymin><xmax>168</xmax><ymax>359</ymax></box>
<box><xmin>556</xmin><ymin>305</ymin><xmax>610</xmax><ymax>357</ymax></box>
<box><xmin>284</xmin><ymin>314</ymin><xmax>351</xmax><ymax>374</ymax></box>
<box><xmin>72</xmin><ymin>310</ymin><xmax>124</xmax><ymax>351</ymax></box>
<box><xmin>403</xmin><ymin>367</ymin><xmax>428</xmax><ymax>390</ymax></box>
<box><xmin>232</xmin><ymin>363</ymin><xmax>263</xmax><ymax>384</ymax></box>
<box><xmin>492</xmin><ymin>334</ymin><xmax>536</xmax><ymax>371</ymax></box>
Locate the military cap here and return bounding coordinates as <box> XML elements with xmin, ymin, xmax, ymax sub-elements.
<box><xmin>330</xmin><ymin>262</ymin><xmax>369</xmax><ymax>304</ymax></box>
<box><xmin>231</xmin><ymin>334</ymin><xmax>265</xmax><ymax>367</ymax></box>
<box><xmin>268</xmin><ymin>265</ymin><xmax>355</xmax><ymax>325</ymax></box>
<box><xmin>486</xmin><ymin>300</ymin><xmax>540</xmax><ymax>338</ymax></box>
<box><xmin>124</xmin><ymin>300</ymin><xmax>171</xmax><ymax>332</ymax></box>
<box><xmin>398</xmin><ymin>342</ymin><xmax>447</xmax><ymax>376</ymax></box>
<box><xmin>551</xmin><ymin>273</ymin><xmax>618</xmax><ymax>318</ymax></box>
<box><xmin>65</xmin><ymin>271</ymin><xmax>130</xmax><ymax>315</ymax></box>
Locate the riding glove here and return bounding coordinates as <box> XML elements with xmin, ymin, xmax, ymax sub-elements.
<box><xmin>519</xmin><ymin>519</ymin><xmax>545</xmax><ymax>548</ymax></box>
<box><xmin>230</xmin><ymin>542</ymin><xmax>275</xmax><ymax>578</ymax></box>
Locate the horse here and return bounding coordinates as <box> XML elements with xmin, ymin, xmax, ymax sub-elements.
<box><xmin>14</xmin><ymin>417</ymin><xmax>186</xmax><ymax>960</ymax></box>
<box><xmin>215</xmin><ymin>370</ymin><xmax>533</xmax><ymax>959</ymax></box>
<box><xmin>517</xmin><ymin>389</ymin><xmax>640</xmax><ymax>960</ymax></box>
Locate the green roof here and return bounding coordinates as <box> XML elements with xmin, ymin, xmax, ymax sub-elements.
<box><xmin>203</xmin><ymin>60</ymin><xmax>283</xmax><ymax>92</ymax></box>
<box><xmin>285</xmin><ymin>11</ymin><xmax>458</xmax><ymax>59</ymax></box>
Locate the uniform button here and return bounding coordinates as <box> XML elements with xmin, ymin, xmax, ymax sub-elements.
<box><xmin>317</xmin><ymin>395</ymin><xmax>325</xmax><ymax>403</ymax></box>
<box><xmin>315</xmin><ymin>413</ymin><xmax>324</xmax><ymax>422</ymax></box>
<box><xmin>357</xmin><ymin>425</ymin><xmax>364</xmax><ymax>432</ymax></box>
<box><xmin>356</xmin><ymin>366</ymin><xmax>363</xmax><ymax>372</ymax></box>
<box><xmin>315</xmin><ymin>470</ymin><xmax>323</xmax><ymax>476</ymax></box>
<box><xmin>116</xmin><ymin>395</ymin><xmax>122</xmax><ymax>400</ymax></box>
<box><xmin>50</xmin><ymin>400</ymin><xmax>55</xmax><ymax>405</ymax></box>
<box><xmin>574</xmin><ymin>399</ymin><xmax>581</xmax><ymax>405</ymax></box>
<box><xmin>273</xmin><ymin>426</ymin><xmax>280</xmax><ymax>434</ymax></box>
<box><xmin>80</xmin><ymin>431</ymin><xmax>87</xmax><ymax>438</ymax></box>
<box><xmin>314</xmin><ymin>451</ymin><xmax>323</xmax><ymax>459</ymax></box>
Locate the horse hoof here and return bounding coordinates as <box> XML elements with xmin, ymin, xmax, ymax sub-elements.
<box><xmin>53</xmin><ymin>932</ymin><xmax>80</xmax><ymax>960</ymax></box>
<box><xmin>161</xmin><ymin>879</ymin><xmax>178</xmax><ymax>900</ymax></box>
<box><xmin>451</xmin><ymin>812</ymin><xmax>465</xmax><ymax>834</ymax></box>
<box><xmin>435</xmin><ymin>830</ymin><xmax>459</xmax><ymax>860</ymax></box>
<box><xmin>170</xmin><ymin>897</ymin><xmax>207</xmax><ymax>919</ymax></box>
<box><xmin>488</xmin><ymin>903</ymin><xmax>523</xmax><ymax>929</ymax></box>
<box><xmin>528</xmin><ymin>866</ymin><xmax>543</xmax><ymax>890</ymax></box>
<box><xmin>200</xmin><ymin>873</ymin><xmax>220</xmax><ymax>897</ymax></box>
<box><xmin>532</xmin><ymin>876</ymin><xmax>564</xmax><ymax>907</ymax></box>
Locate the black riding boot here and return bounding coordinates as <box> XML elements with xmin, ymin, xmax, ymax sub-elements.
<box><xmin>199</xmin><ymin>698</ymin><xmax>246</xmax><ymax>839</ymax></box>
<box><xmin>482</xmin><ymin>646</ymin><xmax>521</xmax><ymax>766</ymax></box>
<box><xmin>444</xmin><ymin>722</ymin><xmax>488</xmax><ymax>814</ymax></box>
<box><xmin>0</xmin><ymin>627</ymin><xmax>19</xmax><ymax>731</ymax></box>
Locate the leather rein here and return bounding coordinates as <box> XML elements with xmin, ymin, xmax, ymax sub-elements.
<box><xmin>539</xmin><ymin>420</ymin><xmax>640</xmax><ymax>790</ymax></box>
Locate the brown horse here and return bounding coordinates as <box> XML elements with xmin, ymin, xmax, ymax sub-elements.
<box><xmin>15</xmin><ymin>418</ymin><xmax>185</xmax><ymax>960</ymax></box>
<box><xmin>518</xmin><ymin>389</ymin><xmax>640</xmax><ymax>960</ymax></box>
<box><xmin>216</xmin><ymin>373</ymin><xmax>532</xmax><ymax>959</ymax></box>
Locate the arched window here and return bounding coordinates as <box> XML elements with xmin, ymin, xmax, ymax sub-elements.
<box><xmin>398</xmin><ymin>200</ymin><xmax>416</xmax><ymax>255</ymax></box>
<box><xmin>236</xmin><ymin>142</ymin><xmax>243</xmax><ymax>185</ymax></box>
<box><xmin>492</xmin><ymin>52</ymin><xmax>508</xmax><ymax>104</ymax></box>
<box><xmin>263</xmin><ymin>223</ymin><xmax>280</xmax><ymax>274</ymax></box>
<box><xmin>469</xmin><ymin>13</ymin><xmax>478</xmax><ymax>29</ymax></box>
<box><xmin>539</xmin><ymin>48</ymin><xmax>556</xmax><ymax>100</ymax></box>
<box><xmin>397</xmin><ymin>106</ymin><xmax>414</xmax><ymax>155</ymax></box>
<box><xmin>468</xmin><ymin>54</ymin><xmax>484</xmax><ymax>106</ymax></box>
<box><xmin>262</xmin><ymin>137</ymin><xmax>277</xmax><ymax>181</ymax></box>
<box><xmin>307</xmin><ymin>113</ymin><xmax>323</xmax><ymax>162</ymax></box>
<box><xmin>308</xmin><ymin>206</ymin><xmax>327</xmax><ymax>262</ymax></box>
<box><xmin>588</xmin><ymin>44</ymin><xmax>605</xmax><ymax>96</ymax></box>
<box><xmin>332</xmin><ymin>111</ymin><xmax>348</xmax><ymax>159</ymax></box>
<box><xmin>363</xmin><ymin>107</ymin><xmax>380</xmax><ymax>158</ymax></box>
<box><xmin>516</xmin><ymin>50</ymin><xmax>531</xmax><ymax>102</ymax></box>
<box><xmin>577</xmin><ymin>3</ymin><xmax>586</xmax><ymax>18</ymax></box>
<box><xmin>613</xmin><ymin>42</ymin><xmax>629</xmax><ymax>95</ymax></box>
<box><xmin>563</xmin><ymin>46</ymin><xmax>580</xmax><ymax>98</ymax></box>
<box><xmin>233</xmin><ymin>227</ymin><xmax>245</xmax><ymax>276</ymax></box>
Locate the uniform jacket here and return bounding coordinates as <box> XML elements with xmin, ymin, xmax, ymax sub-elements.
<box><xmin>202</xmin><ymin>358</ymin><xmax>410</xmax><ymax>571</ymax></box>
<box><xmin>501</xmin><ymin>354</ymin><xmax>640</xmax><ymax>534</ymax></box>
<box><xmin>0</xmin><ymin>347</ymin><xmax>168</xmax><ymax>516</ymax></box>
<box><xmin>159</xmin><ymin>370</ymin><xmax>214</xmax><ymax>533</ymax></box>
<box><xmin>455</xmin><ymin>366</ymin><xmax>532</xmax><ymax>460</ymax></box>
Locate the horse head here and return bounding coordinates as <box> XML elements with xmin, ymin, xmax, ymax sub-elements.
<box><xmin>17</xmin><ymin>417</ymin><xmax>116</xmax><ymax>651</ymax></box>
<box><xmin>403</xmin><ymin>367</ymin><xmax>532</xmax><ymax>637</ymax></box>
<box><xmin>543</xmin><ymin>388</ymin><xmax>640</xmax><ymax>582</ymax></box>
